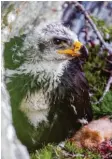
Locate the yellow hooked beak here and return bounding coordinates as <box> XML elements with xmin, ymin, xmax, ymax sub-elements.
<box><xmin>58</xmin><ymin>41</ymin><xmax>82</xmax><ymax>57</ymax></box>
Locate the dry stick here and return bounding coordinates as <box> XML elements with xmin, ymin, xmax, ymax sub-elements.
<box><xmin>99</xmin><ymin>75</ymin><xmax>112</xmax><ymax>101</ymax></box>
<box><xmin>73</xmin><ymin>2</ymin><xmax>112</xmax><ymax>103</ymax></box>
<box><xmin>73</xmin><ymin>1</ymin><xmax>112</xmax><ymax>54</ymax></box>
<box><xmin>93</xmin><ymin>75</ymin><xmax>112</xmax><ymax>104</ymax></box>
<box><xmin>58</xmin><ymin>145</ymin><xmax>84</xmax><ymax>158</ymax></box>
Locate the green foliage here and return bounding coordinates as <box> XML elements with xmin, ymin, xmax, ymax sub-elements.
<box><xmin>30</xmin><ymin>141</ymin><xmax>101</xmax><ymax>159</ymax></box>
<box><xmin>64</xmin><ymin>141</ymin><xmax>101</xmax><ymax>159</ymax></box>
<box><xmin>65</xmin><ymin>141</ymin><xmax>84</xmax><ymax>154</ymax></box>
<box><xmin>84</xmin><ymin>45</ymin><xmax>107</xmax><ymax>103</ymax></box>
<box><xmin>31</xmin><ymin>144</ymin><xmax>63</xmax><ymax>159</ymax></box>
<box><xmin>31</xmin><ymin>144</ymin><xmax>54</xmax><ymax>159</ymax></box>
<box><xmin>4</xmin><ymin>36</ymin><xmax>25</xmax><ymax>69</ymax></box>
<box><xmin>93</xmin><ymin>91</ymin><xmax>112</xmax><ymax>118</ymax></box>
<box><xmin>83</xmin><ymin>17</ymin><xmax>112</xmax><ymax>117</ymax></box>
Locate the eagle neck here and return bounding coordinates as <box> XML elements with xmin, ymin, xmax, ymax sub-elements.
<box><xmin>18</xmin><ymin>59</ymin><xmax>69</xmax><ymax>91</ymax></box>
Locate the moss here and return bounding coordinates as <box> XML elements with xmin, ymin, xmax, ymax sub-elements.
<box><xmin>30</xmin><ymin>141</ymin><xmax>101</xmax><ymax>159</ymax></box>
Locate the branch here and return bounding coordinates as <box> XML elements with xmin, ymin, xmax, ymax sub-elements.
<box><xmin>101</xmin><ymin>75</ymin><xmax>112</xmax><ymax>98</ymax></box>
<box><xmin>73</xmin><ymin>1</ymin><xmax>112</xmax><ymax>54</ymax></box>
<box><xmin>94</xmin><ymin>75</ymin><xmax>112</xmax><ymax>104</ymax></box>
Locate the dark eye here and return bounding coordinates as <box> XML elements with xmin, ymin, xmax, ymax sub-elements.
<box><xmin>53</xmin><ymin>38</ymin><xmax>62</xmax><ymax>45</ymax></box>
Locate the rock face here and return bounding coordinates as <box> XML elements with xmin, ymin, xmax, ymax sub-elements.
<box><xmin>1</xmin><ymin>82</ymin><xmax>30</xmax><ymax>159</ymax></box>
<box><xmin>1</xmin><ymin>1</ymin><xmax>63</xmax><ymax>159</ymax></box>
<box><xmin>1</xmin><ymin>1</ymin><xmax>63</xmax><ymax>42</ymax></box>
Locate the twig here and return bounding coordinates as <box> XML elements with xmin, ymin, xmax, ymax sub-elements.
<box><xmin>94</xmin><ymin>75</ymin><xmax>112</xmax><ymax>104</ymax></box>
<box><xmin>102</xmin><ymin>75</ymin><xmax>112</xmax><ymax>97</ymax></box>
<box><xmin>61</xmin><ymin>149</ymin><xmax>84</xmax><ymax>158</ymax></box>
<box><xmin>57</xmin><ymin>145</ymin><xmax>84</xmax><ymax>158</ymax></box>
<box><xmin>73</xmin><ymin>1</ymin><xmax>112</xmax><ymax>54</ymax></box>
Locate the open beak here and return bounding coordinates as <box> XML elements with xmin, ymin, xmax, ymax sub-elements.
<box><xmin>58</xmin><ymin>41</ymin><xmax>83</xmax><ymax>57</ymax></box>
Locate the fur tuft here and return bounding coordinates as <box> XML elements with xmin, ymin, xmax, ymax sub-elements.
<box><xmin>69</xmin><ymin>117</ymin><xmax>112</xmax><ymax>150</ymax></box>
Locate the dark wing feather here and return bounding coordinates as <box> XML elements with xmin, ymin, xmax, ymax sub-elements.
<box><xmin>72</xmin><ymin>70</ymin><xmax>93</xmax><ymax>121</ymax></box>
<box><xmin>60</xmin><ymin>58</ymin><xmax>93</xmax><ymax>122</ymax></box>
<box><xmin>47</xmin><ymin>58</ymin><xmax>93</xmax><ymax>143</ymax></box>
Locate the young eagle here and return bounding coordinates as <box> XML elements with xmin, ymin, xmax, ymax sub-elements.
<box><xmin>5</xmin><ymin>22</ymin><xmax>93</xmax><ymax>151</ymax></box>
